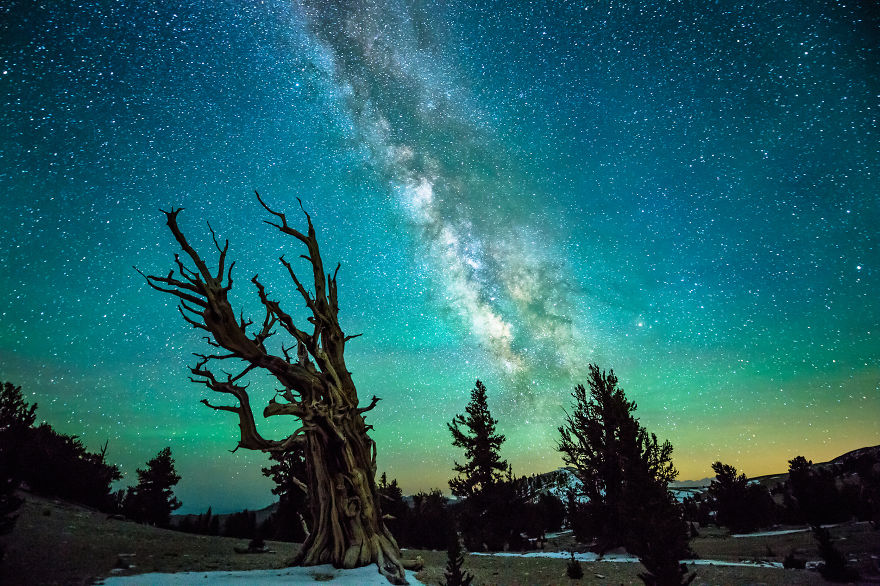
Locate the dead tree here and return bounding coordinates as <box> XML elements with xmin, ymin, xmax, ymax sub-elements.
<box><xmin>138</xmin><ymin>193</ymin><xmax>408</xmax><ymax>584</ymax></box>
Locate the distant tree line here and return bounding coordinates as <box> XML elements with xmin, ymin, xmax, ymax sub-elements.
<box><xmin>677</xmin><ymin>452</ymin><xmax>877</xmax><ymax>582</ymax></box>
<box><xmin>681</xmin><ymin>452</ymin><xmax>880</xmax><ymax>534</ymax></box>
<box><xmin>173</xmin><ymin>447</ymin><xmax>308</xmax><ymax>542</ymax></box>
<box><xmin>376</xmin><ymin>472</ymin><xmax>567</xmax><ymax>552</ymax></box>
<box><xmin>176</xmin><ymin>507</ymin><xmax>257</xmax><ymax>539</ymax></box>
<box><xmin>1</xmin><ymin>381</ymin><xmax>122</xmax><ymax>517</ymax></box>
<box><xmin>373</xmin><ymin>366</ymin><xmax>875</xmax><ymax>585</ymax></box>
<box><xmin>177</xmin><ymin>506</ymin><xmax>221</xmax><ymax>535</ymax></box>
<box><xmin>8</xmin><ymin>357</ymin><xmax>877</xmax><ymax>583</ymax></box>
<box><xmin>0</xmin><ymin>380</ymin><xmax>183</xmax><ymax>540</ymax></box>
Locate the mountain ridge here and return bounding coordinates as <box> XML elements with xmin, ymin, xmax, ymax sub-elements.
<box><xmin>173</xmin><ymin>444</ymin><xmax>880</xmax><ymax>520</ymax></box>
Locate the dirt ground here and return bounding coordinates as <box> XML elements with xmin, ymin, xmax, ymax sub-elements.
<box><xmin>2</xmin><ymin>493</ymin><xmax>878</xmax><ymax>585</ymax></box>
<box><xmin>1</xmin><ymin>494</ymin><xmax>296</xmax><ymax>585</ymax></box>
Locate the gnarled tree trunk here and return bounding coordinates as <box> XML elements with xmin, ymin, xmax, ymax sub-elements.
<box><xmin>138</xmin><ymin>193</ymin><xmax>409</xmax><ymax>584</ymax></box>
<box><xmin>298</xmin><ymin>416</ymin><xmax>401</xmax><ymax>575</ymax></box>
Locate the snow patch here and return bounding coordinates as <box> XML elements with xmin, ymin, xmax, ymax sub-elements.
<box><xmin>732</xmin><ymin>528</ymin><xmax>811</xmax><ymax>538</ymax></box>
<box><xmin>97</xmin><ymin>565</ymin><xmax>426</xmax><ymax>585</ymax></box>
<box><xmin>690</xmin><ymin>559</ymin><xmax>783</xmax><ymax>569</ymax></box>
<box><xmin>471</xmin><ymin>551</ymin><xmax>640</xmax><ymax>563</ymax></box>
<box><xmin>732</xmin><ymin>524</ymin><xmax>841</xmax><ymax>538</ymax></box>
<box><xmin>471</xmin><ymin>551</ymin><xmax>794</xmax><ymax>569</ymax></box>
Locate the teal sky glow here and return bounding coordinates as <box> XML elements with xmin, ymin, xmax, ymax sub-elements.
<box><xmin>1</xmin><ymin>0</ymin><xmax>877</xmax><ymax>513</ymax></box>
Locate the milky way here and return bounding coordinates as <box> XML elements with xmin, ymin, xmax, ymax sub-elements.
<box><xmin>1</xmin><ymin>0</ymin><xmax>877</xmax><ymax>512</ymax></box>
<box><xmin>295</xmin><ymin>0</ymin><xmax>587</xmax><ymax>393</ymax></box>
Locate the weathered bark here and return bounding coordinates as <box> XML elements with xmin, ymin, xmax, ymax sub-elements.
<box><xmin>137</xmin><ymin>193</ymin><xmax>409</xmax><ymax>584</ymax></box>
<box><xmin>297</xmin><ymin>414</ymin><xmax>403</xmax><ymax>578</ymax></box>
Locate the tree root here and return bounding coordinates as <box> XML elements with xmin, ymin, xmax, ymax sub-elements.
<box><xmin>290</xmin><ymin>533</ymin><xmax>411</xmax><ymax>585</ymax></box>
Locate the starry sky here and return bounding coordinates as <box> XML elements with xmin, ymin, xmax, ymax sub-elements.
<box><xmin>1</xmin><ymin>0</ymin><xmax>878</xmax><ymax>513</ymax></box>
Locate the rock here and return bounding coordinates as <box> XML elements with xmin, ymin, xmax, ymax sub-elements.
<box><xmin>114</xmin><ymin>553</ymin><xmax>136</xmax><ymax>569</ymax></box>
<box><xmin>234</xmin><ymin>545</ymin><xmax>272</xmax><ymax>554</ymax></box>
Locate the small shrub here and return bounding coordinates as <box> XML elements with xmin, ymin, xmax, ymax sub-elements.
<box><xmin>441</xmin><ymin>531</ymin><xmax>474</xmax><ymax>586</ymax></box>
<box><xmin>566</xmin><ymin>551</ymin><xmax>584</xmax><ymax>579</ymax></box>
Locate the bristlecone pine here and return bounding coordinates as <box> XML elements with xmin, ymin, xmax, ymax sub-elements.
<box><xmin>138</xmin><ymin>193</ymin><xmax>410</xmax><ymax>584</ymax></box>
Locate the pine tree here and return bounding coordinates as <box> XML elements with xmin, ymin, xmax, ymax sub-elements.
<box><xmin>558</xmin><ymin>365</ymin><xmax>678</xmax><ymax>550</ymax></box>
<box><xmin>21</xmin><ymin>424</ymin><xmax>122</xmax><ymax>509</ymax></box>
<box><xmin>448</xmin><ymin>380</ymin><xmax>522</xmax><ymax>549</ymax></box>
<box><xmin>630</xmin><ymin>488</ymin><xmax>696</xmax><ymax>586</ymax></box>
<box><xmin>0</xmin><ymin>381</ymin><xmax>37</xmax><ymax>434</ymax></box>
<box><xmin>209</xmin><ymin>509</ymin><xmax>220</xmax><ymax>535</ymax></box>
<box><xmin>378</xmin><ymin>472</ymin><xmax>408</xmax><ymax>544</ymax></box>
<box><xmin>195</xmin><ymin>507</ymin><xmax>214</xmax><ymax>534</ymax></box>
<box><xmin>558</xmin><ymin>365</ymin><xmax>693</xmax><ymax>584</ymax></box>
<box><xmin>0</xmin><ymin>382</ymin><xmax>36</xmax><ymax>560</ymax></box>
<box><xmin>708</xmin><ymin>461</ymin><xmax>776</xmax><ymax>533</ymax></box>
<box><xmin>787</xmin><ymin>456</ymin><xmax>845</xmax><ymax>525</ymax></box>
<box><xmin>125</xmin><ymin>447</ymin><xmax>182</xmax><ymax>527</ymax></box>
<box><xmin>408</xmin><ymin>490</ymin><xmax>453</xmax><ymax>550</ymax></box>
<box><xmin>448</xmin><ymin>380</ymin><xmax>509</xmax><ymax>499</ymax></box>
<box><xmin>262</xmin><ymin>448</ymin><xmax>309</xmax><ymax>541</ymax></box>
<box><xmin>1</xmin><ymin>381</ymin><xmax>121</xmax><ymax>521</ymax></box>
<box><xmin>140</xmin><ymin>197</ymin><xmax>409</xmax><ymax>582</ymax></box>
<box><xmin>441</xmin><ymin>531</ymin><xmax>474</xmax><ymax>586</ymax></box>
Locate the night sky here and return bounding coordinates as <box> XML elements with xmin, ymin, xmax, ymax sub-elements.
<box><xmin>1</xmin><ymin>1</ymin><xmax>877</xmax><ymax>513</ymax></box>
